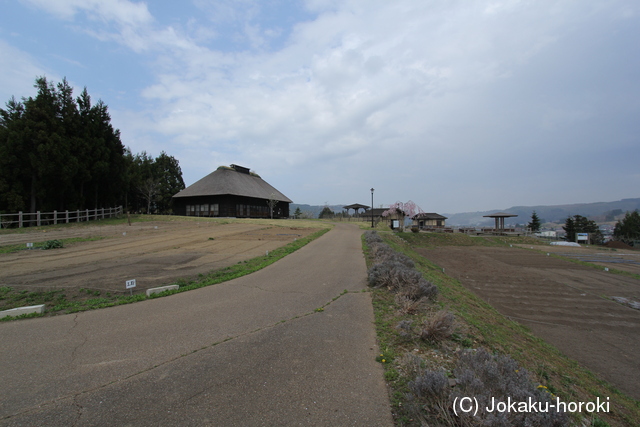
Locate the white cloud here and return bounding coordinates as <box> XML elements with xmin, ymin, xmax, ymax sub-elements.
<box><xmin>0</xmin><ymin>40</ymin><xmax>52</xmax><ymax>103</ymax></box>
<box><xmin>22</xmin><ymin>0</ymin><xmax>153</xmax><ymax>26</ymax></box>
<box><xmin>9</xmin><ymin>0</ymin><xmax>640</xmax><ymax>211</ymax></box>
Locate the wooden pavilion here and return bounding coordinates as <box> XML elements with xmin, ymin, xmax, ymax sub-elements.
<box><xmin>343</xmin><ymin>203</ymin><xmax>370</xmax><ymax>217</ymax></box>
<box><xmin>483</xmin><ymin>212</ymin><xmax>518</xmax><ymax>232</ymax></box>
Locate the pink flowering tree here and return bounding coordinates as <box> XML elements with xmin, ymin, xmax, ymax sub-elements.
<box><xmin>382</xmin><ymin>200</ymin><xmax>423</xmax><ymax>231</ymax></box>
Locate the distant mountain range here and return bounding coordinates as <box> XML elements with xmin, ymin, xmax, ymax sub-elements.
<box><xmin>442</xmin><ymin>198</ymin><xmax>640</xmax><ymax>226</ymax></box>
<box><xmin>290</xmin><ymin>204</ymin><xmax>350</xmax><ymax>219</ymax></box>
<box><xmin>292</xmin><ymin>198</ymin><xmax>640</xmax><ymax>226</ymax></box>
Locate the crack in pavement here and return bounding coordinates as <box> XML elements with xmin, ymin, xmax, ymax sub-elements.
<box><xmin>176</xmin><ymin>289</ymin><xmax>360</xmax><ymax>406</ymax></box>
<box><xmin>1</xmin><ymin>290</ymin><xmax>360</xmax><ymax>422</ymax></box>
<box><xmin>70</xmin><ymin>395</ymin><xmax>83</xmax><ymax>427</ymax></box>
<box><xmin>68</xmin><ymin>314</ymin><xmax>88</xmax><ymax>367</ymax></box>
<box><xmin>238</xmin><ymin>282</ymin><xmax>308</xmax><ymax>295</ymax></box>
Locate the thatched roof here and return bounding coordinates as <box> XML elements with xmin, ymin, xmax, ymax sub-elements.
<box><xmin>173</xmin><ymin>165</ymin><xmax>292</xmax><ymax>203</ymax></box>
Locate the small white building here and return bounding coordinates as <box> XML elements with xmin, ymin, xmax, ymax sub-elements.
<box><xmin>535</xmin><ymin>231</ymin><xmax>557</xmax><ymax>238</ymax></box>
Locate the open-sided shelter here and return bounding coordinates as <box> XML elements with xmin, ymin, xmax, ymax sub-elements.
<box><xmin>172</xmin><ymin>164</ymin><xmax>292</xmax><ymax>218</ymax></box>
<box><xmin>483</xmin><ymin>212</ymin><xmax>518</xmax><ymax>232</ymax></box>
<box><xmin>343</xmin><ymin>203</ymin><xmax>370</xmax><ymax>217</ymax></box>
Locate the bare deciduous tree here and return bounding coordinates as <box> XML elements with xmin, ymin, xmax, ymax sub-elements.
<box><xmin>138</xmin><ymin>178</ymin><xmax>159</xmax><ymax>214</ymax></box>
<box><xmin>266</xmin><ymin>193</ymin><xmax>279</xmax><ymax>219</ymax></box>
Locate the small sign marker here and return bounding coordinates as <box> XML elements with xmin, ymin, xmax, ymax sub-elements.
<box><xmin>126</xmin><ymin>279</ymin><xmax>137</xmax><ymax>295</ymax></box>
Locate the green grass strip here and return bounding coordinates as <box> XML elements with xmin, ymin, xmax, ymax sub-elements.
<box><xmin>0</xmin><ymin>236</ymin><xmax>106</xmax><ymax>254</ymax></box>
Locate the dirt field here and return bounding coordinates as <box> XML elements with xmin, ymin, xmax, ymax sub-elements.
<box><xmin>0</xmin><ymin>219</ymin><xmax>319</xmax><ymax>296</ymax></box>
<box><xmin>518</xmin><ymin>243</ymin><xmax>640</xmax><ymax>276</ymax></box>
<box><xmin>415</xmin><ymin>244</ymin><xmax>640</xmax><ymax>400</ymax></box>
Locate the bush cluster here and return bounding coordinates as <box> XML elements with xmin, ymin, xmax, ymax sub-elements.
<box><xmin>394</xmin><ymin>309</ymin><xmax>456</xmax><ymax>343</ymax></box>
<box><xmin>42</xmin><ymin>240</ymin><xmax>63</xmax><ymax>250</ymax></box>
<box><xmin>408</xmin><ymin>349</ymin><xmax>568</xmax><ymax>426</ymax></box>
<box><xmin>365</xmin><ymin>231</ymin><xmax>437</xmax><ymax>302</ymax></box>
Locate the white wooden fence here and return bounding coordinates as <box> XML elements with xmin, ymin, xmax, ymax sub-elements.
<box><xmin>0</xmin><ymin>206</ymin><xmax>123</xmax><ymax>228</ymax></box>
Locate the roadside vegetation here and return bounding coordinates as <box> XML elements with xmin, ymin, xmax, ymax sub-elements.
<box><xmin>364</xmin><ymin>230</ymin><xmax>640</xmax><ymax>426</ymax></box>
<box><xmin>0</xmin><ymin>213</ymin><xmax>332</xmax><ymax>236</ymax></box>
<box><xmin>0</xmin><ymin>236</ymin><xmax>105</xmax><ymax>254</ymax></box>
<box><xmin>0</xmin><ymin>216</ymin><xmax>330</xmax><ymax>320</ymax></box>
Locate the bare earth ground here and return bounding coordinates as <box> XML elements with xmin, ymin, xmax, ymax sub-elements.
<box><xmin>415</xmin><ymin>244</ymin><xmax>640</xmax><ymax>400</ymax></box>
<box><xmin>0</xmin><ymin>220</ymin><xmax>318</xmax><ymax>298</ymax></box>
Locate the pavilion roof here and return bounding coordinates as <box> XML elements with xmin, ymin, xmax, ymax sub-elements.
<box><xmin>482</xmin><ymin>212</ymin><xmax>518</xmax><ymax>218</ymax></box>
<box><xmin>343</xmin><ymin>203</ymin><xmax>370</xmax><ymax>210</ymax></box>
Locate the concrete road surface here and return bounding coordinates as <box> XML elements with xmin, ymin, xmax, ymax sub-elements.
<box><xmin>0</xmin><ymin>223</ymin><xmax>393</xmax><ymax>426</ymax></box>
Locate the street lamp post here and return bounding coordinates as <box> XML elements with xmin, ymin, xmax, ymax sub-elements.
<box><xmin>370</xmin><ymin>188</ymin><xmax>374</xmax><ymax>228</ymax></box>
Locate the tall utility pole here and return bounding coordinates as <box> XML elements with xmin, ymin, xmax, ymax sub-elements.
<box><xmin>370</xmin><ymin>188</ymin><xmax>374</xmax><ymax>228</ymax></box>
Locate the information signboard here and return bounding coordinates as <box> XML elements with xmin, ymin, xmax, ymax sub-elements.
<box><xmin>576</xmin><ymin>233</ymin><xmax>589</xmax><ymax>242</ymax></box>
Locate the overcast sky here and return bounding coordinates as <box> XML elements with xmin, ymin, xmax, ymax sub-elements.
<box><xmin>1</xmin><ymin>0</ymin><xmax>639</xmax><ymax>213</ymax></box>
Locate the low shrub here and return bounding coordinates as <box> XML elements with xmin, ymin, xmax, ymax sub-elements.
<box><xmin>452</xmin><ymin>349</ymin><xmax>568</xmax><ymax>426</ymax></box>
<box><xmin>366</xmin><ymin>231</ymin><xmax>437</xmax><ymax>303</ymax></box>
<box><xmin>407</xmin><ymin>349</ymin><xmax>569</xmax><ymax>426</ymax></box>
<box><xmin>420</xmin><ymin>310</ymin><xmax>455</xmax><ymax>342</ymax></box>
<box><xmin>398</xmin><ymin>277</ymin><xmax>435</xmax><ymax>299</ymax></box>
<box><xmin>42</xmin><ymin>240</ymin><xmax>63</xmax><ymax>250</ymax></box>
<box><xmin>395</xmin><ymin>319</ymin><xmax>414</xmax><ymax>338</ymax></box>
<box><xmin>364</xmin><ymin>230</ymin><xmax>383</xmax><ymax>245</ymax></box>
<box><xmin>368</xmin><ymin>261</ymin><xmax>405</xmax><ymax>288</ymax></box>
<box><xmin>371</xmin><ymin>243</ymin><xmax>415</xmax><ymax>268</ymax></box>
<box><xmin>395</xmin><ymin>295</ymin><xmax>427</xmax><ymax>315</ymax></box>
<box><xmin>409</xmin><ymin>369</ymin><xmax>448</xmax><ymax>399</ymax></box>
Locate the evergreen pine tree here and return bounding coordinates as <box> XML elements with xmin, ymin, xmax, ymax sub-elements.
<box><xmin>613</xmin><ymin>210</ymin><xmax>640</xmax><ymax>245</ymax></box>
<box><xmin>528</xmin><ymin>211</ymin><xmax>541</xmax><ymax>233</ymax></box>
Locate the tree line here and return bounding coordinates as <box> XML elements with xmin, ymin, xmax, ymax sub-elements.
<box><xmin>0</xmin><ymin>77</ymin><xmax>184</xmax><ymax>215</ymax></box>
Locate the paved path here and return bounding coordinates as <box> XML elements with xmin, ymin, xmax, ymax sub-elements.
<box><xmin>0</xmin><ymin>223</ymin><xmax>393</xmax><ymax>426</ymax></box>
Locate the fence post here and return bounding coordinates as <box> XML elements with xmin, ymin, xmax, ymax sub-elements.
<box><xmin>102</xmin><ymin>207</ymin><xmax>105</xmax><ymax>219</ymax></box>
<box><xmin>54</xmin><ymin>210</ymin><xmax>57</xmax><ymax>225</ymax></box>
<box><xmin>65</xmin><ymin>210</ymin><xmax>69</xmax><ymax>223</ymax></box>
<box><xmin>86</xmin><ymin>209</ymin><xmax>89</xmax><ymax>222</ymax></box>
<box><xmin>76</xmin><ymin>210</ymin><xmax>80</xmax><ymax>222</ymax></box>
<box><xmin>37</xmin><ymin>211</ymin><xmax>41</xmax><ymax>227</ymax></box>
<box><xmin>19</xmin><ymin>211</ymin><xmax>23</xmax><ymax>228</ymax></box>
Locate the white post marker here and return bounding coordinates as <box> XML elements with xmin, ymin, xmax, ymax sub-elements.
<box><xmin>26</xmin><ymin>242</ymin><xmax>33</xmax><ymax>249</ymax></box>
<box><xmin>126</xmin><ymin>279</ymin><xmax>137</xmax><ymax>296</ymax></box>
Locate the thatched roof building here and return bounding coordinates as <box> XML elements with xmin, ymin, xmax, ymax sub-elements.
<box><xmin>172</xmin><ymin>164</ymin><xmax>292</xmax><ymax>218</ymax></box>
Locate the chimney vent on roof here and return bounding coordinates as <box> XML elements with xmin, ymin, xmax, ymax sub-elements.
<box><xmin>230</xmin><ymin>164</ymin><xmax>251</xmax><ymax>174</ymax></box>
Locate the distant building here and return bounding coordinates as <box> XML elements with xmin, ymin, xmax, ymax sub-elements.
<box><xmin>412</xmin><ymin>213</ymin><xmax>448</xmax><ymax>228</ymax></box>
<box><xmin>172</xmin><ymin>164</ymin><xmax>292</xmax><ymax>218</ymax></box>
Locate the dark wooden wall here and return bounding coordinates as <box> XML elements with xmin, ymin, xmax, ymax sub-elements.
<box><xmin>172</xmin><ymin>195</ymin><xmax>290</xmax><ymax>218</ymax></box>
